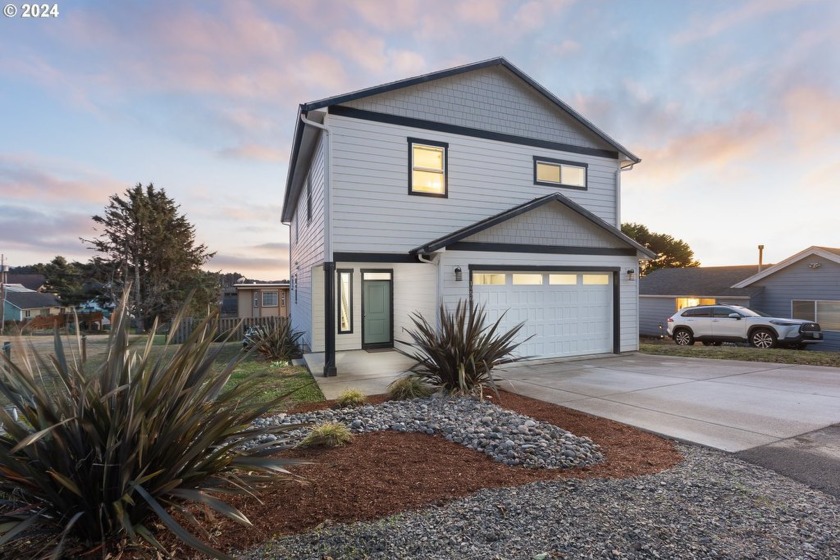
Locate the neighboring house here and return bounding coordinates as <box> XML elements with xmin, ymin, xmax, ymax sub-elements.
<box><xmin>6</xmin><ymin>274</ymin><xmax>47</xmax><ymax>292</ymax></box>
<box><xmin>639</xmin><ymin>266</ymin><xmax>762</xmax><ymax>337</ymax></box>
<box><xmin>235</xmin><ymin>282</ymin><xmax>290</xmax><ymax>319</ymax></box>
<box><xmin>281</xmin><ymin>57</ymin><xmax>655</xmax><ymax>375</ymax></box>
<box><xmin>640</xmin><ymin>246</ymin><xmax>840</xmax><ymax>351</ymax></box>
<box><xmin>3</xmin><ymin>290</ymin><xmax>64</xmax><ymax>321</ymax></box>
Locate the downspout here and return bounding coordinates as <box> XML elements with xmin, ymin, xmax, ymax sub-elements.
<box><xmin>617</xmin><ymin>159</ymin><xmax>637</xmax><ymax>354</ymax></box>
<box><xmin>615</xmin><ymin>160</ymin><xmax>635</xmax><ymax>227</ymax></box>
<box><xmin>300</xmin><ymin>112</ymin><xmax>337</xmax><ymax>376</ymax></box>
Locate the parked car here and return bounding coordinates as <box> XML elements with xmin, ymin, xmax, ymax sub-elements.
<box><xmin>666</xmin><ymin>304</ymin><xmax>823</xmax><ymax>349</ymax></box>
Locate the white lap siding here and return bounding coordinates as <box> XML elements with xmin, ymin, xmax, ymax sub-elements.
<box><xmin>328</xmin><ymin>114</ymin><xmax>621</xmax><ymax>255</ymax></box>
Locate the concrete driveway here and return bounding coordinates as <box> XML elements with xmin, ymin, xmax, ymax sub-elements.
<box><xmin>497</xmin><ymin>353</ymin><xmax>840</xmax><ymax>453</ymax></box>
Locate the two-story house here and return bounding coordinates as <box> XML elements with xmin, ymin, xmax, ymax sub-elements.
<box><xmin>281</xmin><ymin>58</ymin><xmax>654</xmax><ymax>376</ymax></box>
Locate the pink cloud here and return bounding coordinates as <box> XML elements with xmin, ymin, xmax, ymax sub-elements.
<box><xmin>635</xmin><ymin>113</ymin><xmax>778</xmax><ymax>186</ymax></box>
<box><xmin>782</xmin><ymin>87</ymin><xmax>840</xmax><ymax>148</ymax></box>
<box><xmin>0</xmin><ymin>154</ymin><xmax>123</xmax><ymax>206</ymax></box>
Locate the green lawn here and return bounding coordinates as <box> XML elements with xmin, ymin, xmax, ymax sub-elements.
<box><xmin>0</xmin><ymin>334</ymin><xmax>325</xmax><ymax>410</ymax></box>
<box><xmin>640</xmin><ymin>341</ymin><xmax>840</xmax><ymax>368</ymax></box>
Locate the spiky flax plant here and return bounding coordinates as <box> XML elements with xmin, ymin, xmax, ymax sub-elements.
<box><xmin>0</xmin><ymin>295</ymin><xmax>307</xmax><ymax>559</ymax></box>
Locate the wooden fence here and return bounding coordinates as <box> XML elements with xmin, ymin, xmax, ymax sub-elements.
<box><xmin>172</xmin><ymin>316</ymin><xmax>287</xmax><ymax>344</ymax></box>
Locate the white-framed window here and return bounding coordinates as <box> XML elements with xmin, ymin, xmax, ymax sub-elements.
<box><xmin>793</xmin><ymin>300</ymin><xmax>840</xmax><ymax>331</ymax></box>
<box><xmin>262</xmin><ymin>291</ymin><xmax>278</xmax><ymax>307</ymax></box>
<box><xmin>534</xmin><ymin>156</ymin><xmax>587</xmax><ymax>189</ymax></box>
<box><xmin>409</xmin><ymin>138</ymin><xmax>447</xmax><ymax>197</ymax></box>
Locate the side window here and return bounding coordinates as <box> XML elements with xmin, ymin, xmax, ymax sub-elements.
<box><xmin>408</xmin><ymin>138</ymin><xmax>448</xmax><ymax>197</ymax></box>
<box><xmin>533</xmin><ymin>156</ymin><xmax>587</xmax><ymax>189</ymax></box>
<box><xmin>683</xmin><ymin>308</ymin><xmax>711</xmax><ymax>318</ymax></box>
<box><xmin>337</xmin><ymin>269</ymin><xmax>353</xmax><ymax>334</ymax></box>
<box><xmin>713</xmin><ymin>307</ymin><xmax>736</xmax><ymax>318</ymax></box>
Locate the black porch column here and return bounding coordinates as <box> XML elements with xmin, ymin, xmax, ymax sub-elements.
<box><xmin>323</xmin><ymin>261</ymin><xmax>337</xmax><ymax>376</ymax></box>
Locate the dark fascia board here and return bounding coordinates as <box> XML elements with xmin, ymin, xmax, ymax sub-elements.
<box><xmin>302</xmin><ymin>57</ymin><xmax>639</xmax><ymax>163</ymax></box>
<box><xmin>410</xmin><ymin>192</ymin><xmax>657</xmax><ymax>258</ymax></box>
<box><xmin>281</xmin><ymin>105</ymin><xmax>306</xmax><ymax>223</ymax></box>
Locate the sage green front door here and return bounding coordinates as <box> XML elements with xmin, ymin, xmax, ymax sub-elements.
<box><xmin>362</xmin><ymin>273</ymin><xmax>392</xmax><ymax>348</ymax></box>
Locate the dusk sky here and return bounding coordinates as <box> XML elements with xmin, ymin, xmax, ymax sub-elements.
<box><xmin>2</xmin><ymin>0</ymin><xmax>838</xmax><ymax>279</ymax></box>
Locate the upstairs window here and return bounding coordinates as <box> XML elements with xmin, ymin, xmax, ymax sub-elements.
<box><xmin>409</xmin><ymin>138</ymin><xmax>447</xmax><ymax>197</ymax></box>
<box><xmin>534</xmin><ymin>157</ymin><xmax>587</xmax><ymax>189</ymax></box>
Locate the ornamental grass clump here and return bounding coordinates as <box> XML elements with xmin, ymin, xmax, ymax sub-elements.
<box><xmin>387</xmin><ymin>375</ymin><xmax>436</xmax><ymax>401</ymax></box>
<box><xmin>400</xmin><ymin>300</ymin><xmax>528</xmax><ymax>397</ymax></box>
<box><xmin>335</xmin><ymin>388</ymin><xmax>367</xmax><ymax>408</ymax></box>
<box><xmin>245</xmin><ymin>318</ymin><xmax>305</xmax><ymax>362</ymax></box>
<box><xmin>0</xmin><ymin>296</ymin><xmax>307</xmax><ymax>560</ymax></box>
<box><xmin>297</xmin><ymin>422</ymin><xmax>353</xmax><ymax>448</ymax></box>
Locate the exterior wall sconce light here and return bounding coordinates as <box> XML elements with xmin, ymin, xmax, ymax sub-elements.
<box><xmin>626</xmin><ymin>268</ymin><xmax>636</xmax><ymax>281</ymax></box>
<box><xmin>454</xmin><ymin>266</ymin><xmax>463</xmax><ymax>281</ymax></box>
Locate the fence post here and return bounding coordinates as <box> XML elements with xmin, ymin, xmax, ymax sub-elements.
<box><xmin>81</xmin><ymin>335</ymin><xmax>87</xmax><ymax>364</ymax></box>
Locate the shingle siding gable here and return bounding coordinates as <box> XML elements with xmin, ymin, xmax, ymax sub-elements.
<box><xmin>343</xmin><ymin>66</ymin><xmax>609</xmax><ymax>153</ymax></box>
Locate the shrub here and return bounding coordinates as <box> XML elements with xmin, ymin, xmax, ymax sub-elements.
<box><xmin>245</xmin><ymin>318</ymin><xmax>304</xmax><ymax>361</ymax></box>
<box><xmin>298</xmin><ymin>422</ymin><xmax>353</xmax><ymax>448</ymax></box>
<box><xmin>387</xmin><ymin>375</ymin><xmax>436</xmax><ymax>401</ymax></box>
<box><xmin>399</xmin><ymin>300</ymin><xmax>528</xmax><ymax>397</ymax></box>
<box><xmin>0</xmin><ymin>296</ymin><xmax>307</xmax><ymax>559</ymax></box>
<box><xmin>335</xmin><ymin>388</ymin><xmax>367</xmax><ymax>408</ymax></box>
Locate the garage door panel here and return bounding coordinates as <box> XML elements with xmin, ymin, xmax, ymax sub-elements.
<box><xmin>474</xmin><ymin>271</ymin><xmax>612</xmax><ymax>359</ymax></box>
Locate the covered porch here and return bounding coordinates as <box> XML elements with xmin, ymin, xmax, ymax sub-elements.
<box><xmin>304</xmin><ymin>349</ymin><xmax>416</xmax><ymax>399</ymax></box>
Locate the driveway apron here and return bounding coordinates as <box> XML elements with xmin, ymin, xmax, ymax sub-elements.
<box><xmin>497</xmin><ymin>354</ymin><xmax>840</xmax><ymax>453</ymax></box>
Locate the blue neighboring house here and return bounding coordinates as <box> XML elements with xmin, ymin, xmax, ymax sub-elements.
<box><xmin>640</xmin><ymin>246</ymin><xmax>840</xmax><ymax>351</ymax></box>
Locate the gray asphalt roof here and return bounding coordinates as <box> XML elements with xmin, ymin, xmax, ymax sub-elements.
<box><xmin>640</xmin><ymin>265</ymin><xmax>764</xmax><ymax>297</ymax></box>
<box><xmin>4</xmin><ymin>291</ymin><xmax>62</xmax><ymax>310</ymax></box>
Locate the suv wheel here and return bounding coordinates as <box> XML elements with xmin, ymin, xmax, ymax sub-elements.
<box><xmin>750</xmin><ymin>328</ymin><xmax>777</xmax><ymax>349</ymax></box>
<box><xmin>673</xmin><ymin>328</ymin><xmax>695</xmax><ymax>346</ymax></box>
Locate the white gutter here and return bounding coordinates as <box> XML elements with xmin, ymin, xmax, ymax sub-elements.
<box><xmin>299</xmin><ymin>113</ymin><xmax>332</xmax><ymax>261</ymax></box>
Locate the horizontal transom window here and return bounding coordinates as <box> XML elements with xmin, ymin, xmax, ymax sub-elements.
<box><xmin>534</xmin><ymin>156</ymin><xmax>587</xmax><ymax>189</ymax></box>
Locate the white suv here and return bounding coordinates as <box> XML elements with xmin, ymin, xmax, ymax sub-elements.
<box><xmin>666</xmin><ymin>304</ymin><xmax>823</xmax><ymax>349</ymax></box>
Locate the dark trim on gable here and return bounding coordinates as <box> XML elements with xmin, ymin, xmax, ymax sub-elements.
<box><xmin>410</xmin><ymin>192</ymin><xmax>656</xmax><ymax>258</ymax></box>
<box><xmin>449</xmin><ymin>242</ymin><xmax>637</xmax><ymax>256</ymax></box>
<box><xmin>334</xmin><ymin>252</ymin><xmax>419</xmax><ymax>263</ymax></box>
<box><xmin>331</xmin><ymin>105</ymin><xmax>619</xmax><ymax>160</ymax></box>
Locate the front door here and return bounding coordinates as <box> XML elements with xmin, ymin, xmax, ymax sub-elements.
<box><xmin>362</xmin><ymin>271</ymin><xmax>392</xmax><ymax>348</ymax></box>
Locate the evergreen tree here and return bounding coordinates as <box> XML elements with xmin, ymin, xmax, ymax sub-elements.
<box><xmin>83</xmin><ymin>183</ymin><xmax>217</xmax><ymax>330</ymax></box>
<box><xmin>622</xmin><ymin>222</ymin><xmax>700</xmax><ymax>275</ymax></box>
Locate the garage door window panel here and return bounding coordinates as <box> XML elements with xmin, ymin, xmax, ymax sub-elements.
<box><xmin>512</xmin><ymin>274</ymin><xmax>543</xmax><ymax>285</ymax></box>
<box><xmin>473</xmin><ymin>273</ymin><xmax>506</xmax><ymax>285</ymax></box>
<box><xmin>582</xmin><ymin>274</ymin><xmax>609</xmax><ymax>285</ymax></box>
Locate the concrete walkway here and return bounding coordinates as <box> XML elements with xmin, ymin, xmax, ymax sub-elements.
<box><xmin>305</xmin><ymin>349</ymin><xmax>413</xmax><ymax>399</ymax></box>
<box><xmin>497</xmin><ymin>353</ymin><xmax>840</xmax><ymax>453</ymax></box>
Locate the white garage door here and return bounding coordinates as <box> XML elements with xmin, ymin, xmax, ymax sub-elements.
<box><xmin>473</xmin><ymin>271</ymin><xmax>613</xmax><ymax>358</ymax></box>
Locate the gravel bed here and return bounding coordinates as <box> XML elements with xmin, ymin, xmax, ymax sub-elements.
<box><xmin>252</xmin><ymin>396</ymin><xmax>602</xmax><ymax>469</ymax></box>
<box><xmin>238</xmin><ymin>444</ymin><xmax>840</xmax><ymax>559</ymax></box>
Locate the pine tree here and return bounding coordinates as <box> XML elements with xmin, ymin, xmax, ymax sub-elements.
<box><xmin>622</xmin><ymin>222</ymin><xmax>700</xmax><ymax>275</ymax></box>
<box><xmin>83</xmin><ymin>184</ymin><xmax>217</xmax><ymax>330</ymax></box>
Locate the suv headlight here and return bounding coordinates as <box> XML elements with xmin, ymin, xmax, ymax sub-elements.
<box><xmin>769</xmin><ymin>320</ymin><xmax>797</xmax><ymax>327</ymax></box>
